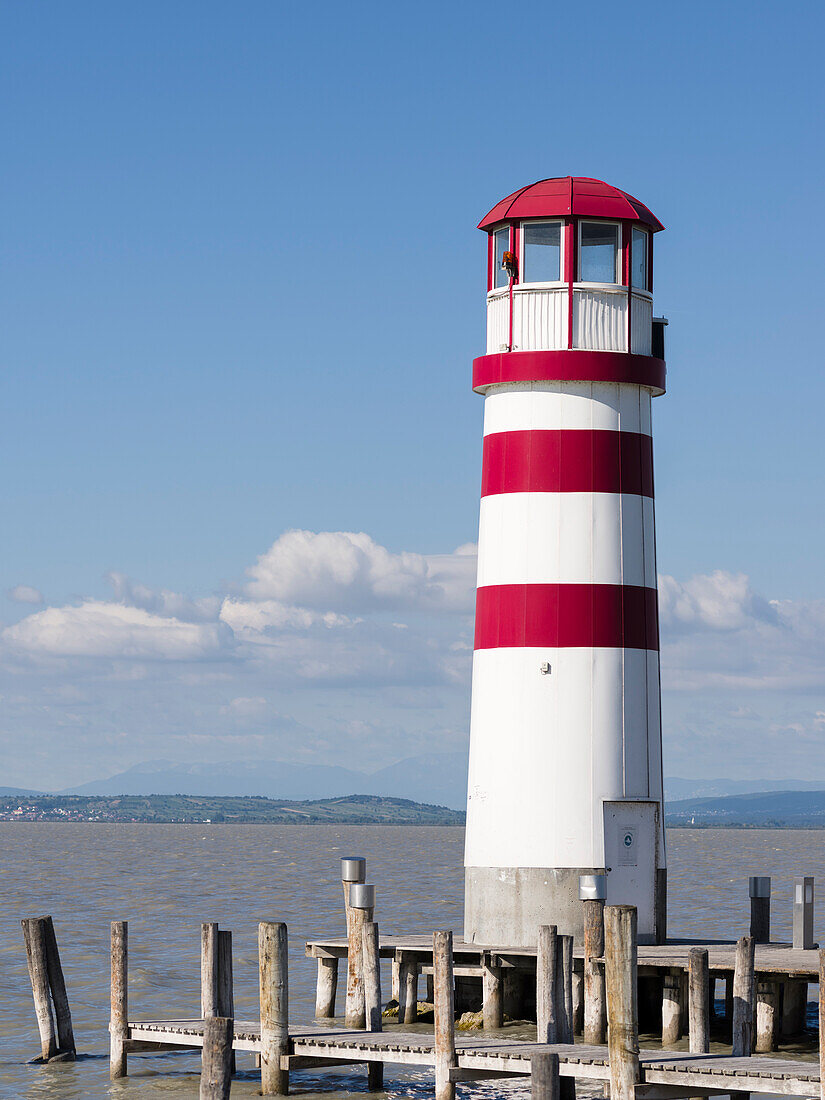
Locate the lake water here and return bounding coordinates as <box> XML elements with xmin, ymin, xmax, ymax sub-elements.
<box><xmin>0</xmin><ymin>824</ymin><xmax>822</xmax><ymax>1098</ymax></box>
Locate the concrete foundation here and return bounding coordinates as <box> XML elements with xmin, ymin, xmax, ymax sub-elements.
<box><xmin>465</xmin><ymin>865</ymin><xmax>666</xmax><ymax>948</ymax></box>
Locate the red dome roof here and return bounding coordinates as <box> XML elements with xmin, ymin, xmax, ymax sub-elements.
<box><xmin>478</xmin><ymin>177</ymin><xmax>664</xmax><ymax>232</ymax></box>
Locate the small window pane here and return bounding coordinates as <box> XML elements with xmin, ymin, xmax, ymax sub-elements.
<box><xmin>580</xmin><ymin>222</ymin><xmax>619</xmax><ymax>283</ymax></box>
<box><xmin>523</xmin><ymin>222</ymin><xmax>561</xmax><ymax>282</ymax></box>
<box><xmin>494</xmin><ymin>227</ymin><xmax>510</xmax><ymax>289</ymax></box>
<box><xmin>632</xmin><ymin>227</ymin><xmax>648</xmax><ymax>289</ymax></box>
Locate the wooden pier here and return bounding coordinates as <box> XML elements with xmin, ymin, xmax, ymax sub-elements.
<box><xmin>124</xmin><ymin>1021</ymin><xmax>823</xmax><ymax>1096</ymax></box>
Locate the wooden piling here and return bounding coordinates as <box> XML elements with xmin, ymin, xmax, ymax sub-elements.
<box><xmin>43</xmin><ymin>917</ymin><xmax>75</xmax><ymax>1057</ymax></box>
<box><xmin>217</xmin><ymin>931</ymin><xmax>235</xmax><ymax>1074</ymax></box>
<box><xmin>556</xmin><ymin>934</ymin><xmax>574</xmax><ymax>1044</ymax></box>
<box><xmin>398</xmin><ymin>952</ymin><xmax>419</xmax><ymax>1025</ymax></box>
<box><xmin>483</xmin><ymin>952</ymin><xmax>503</xmax><ymax>1029</ymax></box>
<box><xmin>259</xmin><ymin>922</ymin><xmax>289</xmax><ymax>1096</ymax></box>
<box><xmin>604</xmin><ymin>905</ymin><xmax>640</xmax><ymax>1100</ymax></box>
<box><xmin>688</xmin><ymin>948</ymin><xmax>709</xmax><ymax>1053</ymax></box>
<box><xmin>110</xmin><ymin>921</ymin><xmax>128</xmax><ymax>1079</ymax></box>
<box><xmin>732</xmin><ymin>934</ymin><xmax>755</xmax><ymax>1056</ymax></box>
<box><xmin>536</xmin><ymin>925</ymin><xmax>558</xmax><ymax>1044</ymax></box>
<box><xmin>315</xmin><ymin>958</ymin><xmax>338</xmax><ymax>1019</ymax></box>
<box><xmin>583</xmin><ymin>897</ymin><xmax>606</xmax><ymax>1044</ymax></box>
<box><xmin>21</xmin><ymin>917</ymin><xmax>56</xmax><ymax>1062</ymax></box>
<box><xmin>531</xmin><ymin>1051</ymin><xmax>560</xmax><ymax>1100</ymax></box>
<box><xmin>662</xmin><ymin>971</ymin><xmax>682</xmax><ymax>1045</ymax></box>
<box><xmin>362</xmin><ymin>921</ymin><xmax>383</xmax><ymax>1091</ymax></box>
<box><xmin>572</xmin><ymin>963</ymin><xmax>583</xmax><ymax>1035</ymax></box>
<box><xmin>782</xmin><ymin>978</ymin><xmax>808</xmax><ymax>1037</ymax></box>
<box><xmin>200</xmin><ymin>1016</ymin><xmax>234</xmax><ymax>1100</ymax></box>
<box><xmin>818</xmin><ymin>949</ymin><xmax>825</xmax><ymax>1100</ymax></box>
<box><xmin>433</xmin><ymin>930</ymin><xmax>456</xmax><ymax>1100</ymax></box>
<box><xmin>201</xmin><ymin>923</ymin><xmax>219</xmax><ymax>1019</ymax></box>
<box><xmin>756</xmin><ymin>980</ymin><xmax>779</xmax><ymax>1053</ymax></box>
<box><xmin>345</xmin><ymin>905</ymin><xmax>369</xmax><ymax>1028</ymax></box>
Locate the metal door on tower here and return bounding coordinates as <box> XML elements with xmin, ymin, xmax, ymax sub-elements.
<box><xmin>603</xmin><ymin>800</ymin><xmax>659</xmax><ymax>942</ymax></box>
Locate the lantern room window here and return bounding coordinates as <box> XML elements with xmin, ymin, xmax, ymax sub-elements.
<box><xmin>494</xmin><ymin>227</ymin><xmax>510</xmax><ymax>289</ymax></box>
<box><xmin>631</xmin><ymin>227</ymin><xmax>649</xmax><ymax>290</ymax></box>
<box><xmin>521</xmin><ymin>220</ymin><xmax>562</xmax><ymax>284</ymax></box>
<box><xmin>579</xmin><ymin>221</ymin><xmax>620</xmax><ymax>284</ymax></box>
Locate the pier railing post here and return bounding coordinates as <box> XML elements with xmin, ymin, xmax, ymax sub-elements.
<box><xmin>732</xmin><ymin>934</ymin><xmax>755</xmax><ymax>1056</ymax></box>
<box><xmin>110</xmin><ymin>921</ymin><xmax>128</xmax><ymax>1079</ymax></box>
<box><xmin>605</xmin><ymin>905</ymin><xmax>640</xmax><ymax>1100</ymax></box>
<box><xmin>433</xmin><ymin>930</ymin><xmax>456</xmax><ymax>1100</ymax></box>
<box><xmin>749</xmin><ymin>876</ymin><xmax>771</xmax><ymax>944</ymax></box>
<box><xmin>21</xmin><ymin>917</ymin><xmax>57</xmax><ymax>1062</ymax></box>
<box><xmin>531</xmin><ymin>1051</ymin><xmax>560</xmax><ymax>1100</ymax></box>
<box><xmin>200</xmin><ymin>1016</ymin><xmax>234</xmax><ymax>1100</ymax></box>
<box><xmin>346</xmin><ymin>883</ymin><xmax>374</xmax><ymax>1028</ymax></box>
<box><xmin>259</xmin><ymin>921</ymin><xmax>289</xmax><ymax>1096</ymax></box>
<box><xmin>688</xmin><ymin>947</ymin><xmax>709</xmax><ymax>1053</ymax></box>
<box><xmin>362</xmin><ymin>920</ymin><xmax>383</xmax><ymax>1090</ymax></box>
<box><xmin>536</xmin><ymin>925</ymin><xmax>558</xmax><ymax>1043</ymax></box>
<box><xmin>581</xmin><ymin>875</ymin><xmax>606</xmax><ymax>1045</ymax></box>
<box><xmin>201</xmin><ymin>923</ymin><xmax>219</xmax><ymax>1019</ymax></box>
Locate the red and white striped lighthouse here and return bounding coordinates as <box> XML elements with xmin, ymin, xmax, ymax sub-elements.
<box><xmin>464</xmin><ymin>177</ymin><xmax>668</xmax><ymax>947</ymax></box>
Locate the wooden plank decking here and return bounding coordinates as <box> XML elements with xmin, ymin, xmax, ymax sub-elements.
<box><xmin>126</xmin><ymin>1020</ymin><xmax>822</xmax><ymax>1095</ymax></box>
<box><xmin>306</xmin><ymin>935</ymin><xmax>822</xmax><ymax>979</ymax></box>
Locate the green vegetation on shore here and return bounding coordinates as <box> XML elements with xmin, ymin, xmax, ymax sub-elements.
<box><xmin>0</xmin><ymin>793</ymin><xmax>465</xmax><ymax>825</ymax></box>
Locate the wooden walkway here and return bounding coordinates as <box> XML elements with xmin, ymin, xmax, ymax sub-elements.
<box><xmin>306</xmin><ymin>934</ymin><xmax>822</xmax><ymax>979</ymax></box>
<box><xmin>126</xmin><ymin>1020</ymin><xmax>822</xmax><ymax>1095</ymax></box>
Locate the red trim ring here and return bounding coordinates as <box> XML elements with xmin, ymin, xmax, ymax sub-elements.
<box><xmin>474</xmin><ymin>583</ymin><xmax>659</xmax><ymax>651</ymax></box>
<box><xmin>481</xmin><ymin>429</ymin><xmax>654</xmax><ymax>498</ymax></box>
<box><xmin>473</xmin><ymin>350</ymin><xmax>666</xmax><ymax>394</ymax></box>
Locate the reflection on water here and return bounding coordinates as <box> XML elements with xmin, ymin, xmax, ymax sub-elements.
<box><xmin>0</xmin><ymin>824</ymin><xmax>822</xmax><ymax>1097</ymax></box>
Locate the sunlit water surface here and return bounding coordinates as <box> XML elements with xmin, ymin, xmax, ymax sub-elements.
<box><xmin>0</xmin><ymin>824</ymin><xmax>822</xmax><ymax>1098</ymax></box>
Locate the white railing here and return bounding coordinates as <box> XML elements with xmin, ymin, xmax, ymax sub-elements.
<box><xmin>486</xmin><ymin>291</ymin><xmax>509</xmax><ymax>353</ymax></box>
<box><xmin>630</xmin><ymin>293</ymin><xmax>653</xmax><ymax>355</ymax></box>
<box><xmin>572</xmin><ymin>287</ymin><xmax>627</xmax><ymax>352</ymax></box>
<box><xmin>512</xmin><ymin>287</ymin><xmax>567</xmax><ymax>351</ymax></box>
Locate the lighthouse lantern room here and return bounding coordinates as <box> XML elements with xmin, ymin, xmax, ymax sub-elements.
<box><xmin>464</xmin><ymin>177</ymin><xmax>668</xmax><ymax>948</ymax></box>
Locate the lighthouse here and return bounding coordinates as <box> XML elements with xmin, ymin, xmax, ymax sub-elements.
<box><xmin>464</xmin><ymin>177</ymin><xmax>667</xmax><ymax>947</ymax></box>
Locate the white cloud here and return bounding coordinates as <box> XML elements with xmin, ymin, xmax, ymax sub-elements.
<box><xmin>244</xmin><ymin>529</ymin><xmax>476</xmax><ymax>613</ymax></box>
<box><xmin>219</xmin><ymin>597</ymin><xmax>352</xmax><ymax>636</ymax></box>
<box><xmin>107</xmin><ymin>572</ymin><xmax>220</xmax><ymax>622</ymax></box>
<box><xmin>3</xmin><ymin>601</ymin><xmax>232</xmax><ymax>661</ymax></box>
<box><xmin>658</xmin><ymin>571</ymin><xmax>778</xmax><ymax>632</ymax></box>
<box><xmin>7</xmin><ymin>585</ymin><xmax>44</xmax><ymax>605</ymax></box>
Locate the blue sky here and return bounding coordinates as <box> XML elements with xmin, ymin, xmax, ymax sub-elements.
<box><xmin>2</xmin><ymin>0</ymin><xmax>825</xmax><ymax>790</ymax></box>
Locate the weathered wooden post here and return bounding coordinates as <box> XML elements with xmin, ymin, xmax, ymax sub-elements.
<box><xmin>782</xmin><ymin>979</ymin><xmax>808</xmax><ymax>1036</ymax></box>
<box><xmin>532</xmin><ymin>1051</ymin><xmax>560</xmax><ymax>1100</ymax></box>
<box><xmin>110</xmin><ymin>921</ymin><xmax>128</xmax><ymax>1079</ymax></box>
<box><xmin>555</xmin><ymin>935</ymin><xmax>574</xmax><ymax>1044</ymax></box>
<box><xmin>580</xmin><ymin>875</ymin><xmax>606</xmax><ymax>1045</ymax></box>
<box><xmin>315</xmin><ymin>958</ymin><xmax>338</xmax><ymax>1019</ymax></box>
<box><xmin>572</xmin><ymin>964</ymin><xmax>583</xmax><ymax>1035</ymax></box>
<box><xmin>259</xmin><ymin>922</ymin><xmax>289</xmax><ymax>1096</ymax></box>
<box><xmin>217</xmin><ymin>930</ymin><xmax>236</xmax><ymax>1074</ymax></box>
<box><xmin>43</xmin><ymin>917</ymin><xmax>75</xmax><ymax>1057</ymax></box>
<box><xmin>483</xmin><ymin>951</ymin><xmax>503</xmax><ymax>1030</ymax></box>
<box><xmin>398</xmin><ymin>953</ymin><xmax>419</xmax><ymax>1024</ymax></box>
<box><xmin>749</xmin><ymin>876</ymin><xmax>771</xmax><ymax>944</ymax></box>
<box><xmin>21</xmin><ymin>917</ymin><xmax>56</xmax><ymax>1061</ymax></box>
<box><xmin>536</xmin><ymin>925</ymin><xmax>558</xmax><ymax>1043</ymax></box>
<box><xmin>347</xmin><ymin>883</ymin><xmax>375</xmax><ymax>1029</ymax></box>
<box><xmin>732</xmin><ymin>934</ymin><xmax>755</xmax><ymax>1056</ymax></box>
<box><xmin>818</xmin><ymin>949</ymin><xmax>825</xmax><ymax>1100</ymax></box>
<box><xmin>688</xmin><ymin>948</ymin><xmax>709</xmax><ymax>1053</ymax></box>
<box><xmin>662</xmin><ymin>970</ymin><xmax>682</xmax><ymax>1045</ymax></box>
<box><xmin>604</xmin><ymin>905</ymin><xmax>640</xmax><ymax>1100</ymax></box>
<box><xmin>200</xmin><ymin>1016</ymin><xmax>234</xmax><ymax>1100</ymax></box>
<box><xmin>756</xmin><ymin>980</ymin><xmax>779</xmax><ymax>1052</ymax></box>
<box><xmin>433</xmin><ymin>930</ymin><xmax>456</xmax><ymax>1100</ymax></box>
<box><xmin>362</xmin><ymin>920</ymin><xmax>383</xmax><ymax>1091</ymax></box>
<box><xmin>202</xmin><ymin>923</ymin><xmax>219</xmax><ymax>1018</ymax></box>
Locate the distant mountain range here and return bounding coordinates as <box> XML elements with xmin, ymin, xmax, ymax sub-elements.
<box><xmin>56</xmin><ymin>752</ymin><xmax>471</xmax><ymax>809</ymax></box>
<box><xmin>663</xmin><ymin>776</ymin><xmax>825</xmax><ymax>801</ymax></box>
<box><xmin>667</xmin><ymin>789</ymin><xmax>825</xmax><ymax>828</ymax></box>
